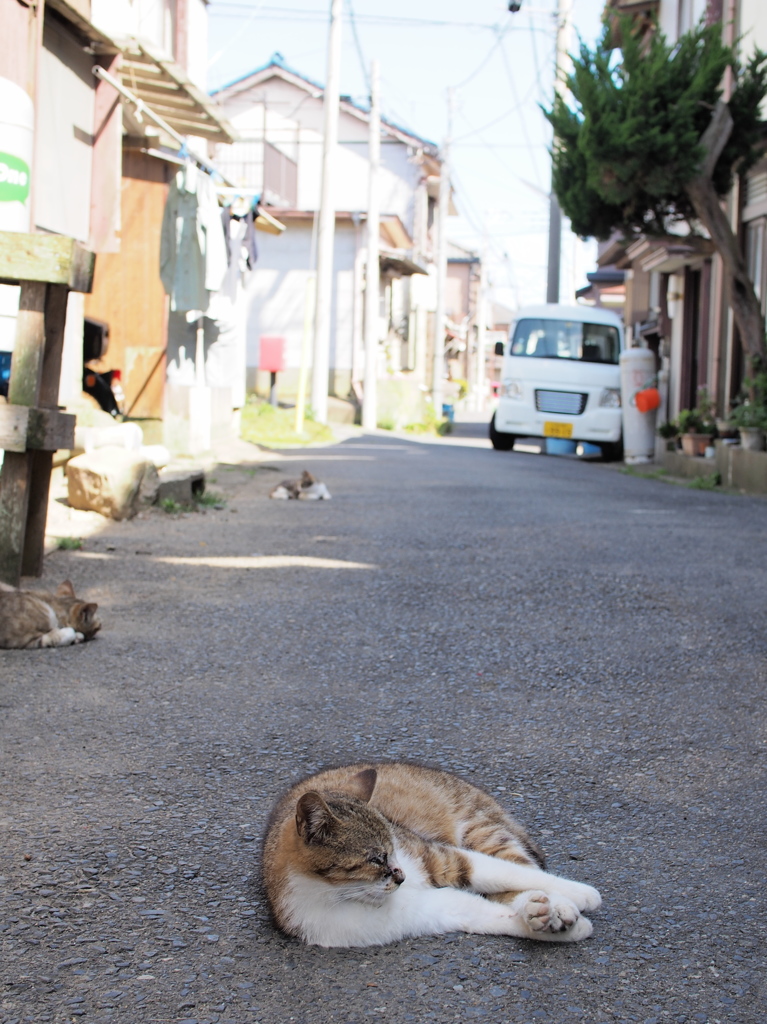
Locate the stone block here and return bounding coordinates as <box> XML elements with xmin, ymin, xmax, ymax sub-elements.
<box><xmin>66</xmin><ymin>446</ymin><xmax>160</xmax><ymax>520</ymax></box>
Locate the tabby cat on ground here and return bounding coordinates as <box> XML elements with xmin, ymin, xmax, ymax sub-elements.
<box><xmin>263</xmin><ymin>762</ymin><xmax>601</xmax><ymax>948</ymax></box>
<box><xmin>0</xmin><ymin>580</ymin><xmax>101</xmax><ymax>649</ymax></box>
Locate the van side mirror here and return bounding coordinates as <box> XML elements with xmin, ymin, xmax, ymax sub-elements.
<box><xmin>494</xmin><ymin>341</ymin><xmax>505</xmax><ymax>356</ymax></box>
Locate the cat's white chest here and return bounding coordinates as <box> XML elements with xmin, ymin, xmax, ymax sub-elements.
<box><xmin>283</xmin><ymin>848</ymin><xmax>429</xmax><ymax>947</ymax></box>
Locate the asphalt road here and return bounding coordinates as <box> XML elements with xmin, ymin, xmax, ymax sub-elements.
<box><xmin>1</xmin><ymin>428</ymin><xmax>765</xmax><ymax>1024</ymax></box>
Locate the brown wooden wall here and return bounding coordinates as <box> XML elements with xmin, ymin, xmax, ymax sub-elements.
<box><xmin>84</xmin><ymin>150</ymin><xmax>171</xmax><ymax>419</ymax></box>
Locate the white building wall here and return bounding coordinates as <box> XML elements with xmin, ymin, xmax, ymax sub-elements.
<box><xmin>186</xmin><ymin>0</ymin><xmax>208</xmax><ymax>88</ymax></box>
<box><xmin>92</xmin><ymin>0</ymin><xmax>175</xmax><ymax>54</ymax></box>
<box><xmin>244</xmin><ymin>221</ymin><xmax>358</xmax><ymax>387</ymax></box>
<box><xmin>218</xmin><ymin>78</ymin><xmax>420</xmax><ymax>231</ymax></box>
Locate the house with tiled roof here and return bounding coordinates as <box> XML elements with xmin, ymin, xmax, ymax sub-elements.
<box><xmin>211</xmin><ymin>56</ymin><xmax>452</xmax><ymax>425</ymax></box>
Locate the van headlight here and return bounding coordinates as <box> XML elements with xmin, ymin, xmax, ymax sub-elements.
<box><xmin>599</xmin><ymin>388</ymin><xmax>621</xmax><ymax>408</ymax></box>
<box><xmin>502</xmin><ymin>378</ymin><xmax>523</xmax><ymax>399</ymax></box>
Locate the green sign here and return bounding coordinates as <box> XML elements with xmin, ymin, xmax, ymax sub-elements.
<box><xmin>0</xmin><ymin>151</ymin><xmax>30</xmax><ymax>203</ymax></box>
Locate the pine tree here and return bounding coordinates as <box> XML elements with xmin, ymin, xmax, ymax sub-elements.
<box><xmin>545</xmin><ymin>17</ymin><xmax>767</xmax><ymax>362</ymax></box>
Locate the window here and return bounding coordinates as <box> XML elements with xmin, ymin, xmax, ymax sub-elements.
<box><xmin>510</xmin><ymin>318</ymin><xmax>620</xmax><ymax>364</ymax></box>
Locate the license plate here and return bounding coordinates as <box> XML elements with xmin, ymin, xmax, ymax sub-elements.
<box><xmin>543</xmin><ymin>421</ymin><xmax>573</xmax><ymax>439</ymax></box>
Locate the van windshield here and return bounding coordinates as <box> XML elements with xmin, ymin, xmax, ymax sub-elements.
<box><xmin>510</xmin><ymin>318</ymin><xmax>620</xmax><ymax>364</ymax></box>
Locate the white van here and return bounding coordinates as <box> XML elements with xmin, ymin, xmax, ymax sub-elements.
<box><xmin>490</xmin><ymin>304</ymin><xmax>624</xmax><ymax>460</ymax></box>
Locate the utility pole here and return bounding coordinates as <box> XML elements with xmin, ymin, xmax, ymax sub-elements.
<box><xmin>432</xmin><ymin>88</ymin><xmax>453</xmax><ymax>417</ymax></box>
<box><xmin>311</xmin><ymin>0</ymin><xmax>343</xmax><ymax>424</ymax></box>
<box><xmin>546</xmin><ymin>0</ymin><xmax>571</xmax><ymax>304</ymax></box>
<box><xmin>362</xmin><ymin>59</ymin><xmax>380</xmax><ymax>431</ymax></box>
<box><xmin>474</xmin><ymin>244</ymin><xmax>488</xmax><ymax>412</ymax></box>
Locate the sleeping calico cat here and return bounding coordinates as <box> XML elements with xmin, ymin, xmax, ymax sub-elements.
<box><xmin>0</xmin><ymin>580</ymin><xmax>101</xmax><ymax>649</ymax></box>
<box><xmin>262</xmin><ymin>762</ymin><xmax>601</xmax><ymax>948</ymax></box>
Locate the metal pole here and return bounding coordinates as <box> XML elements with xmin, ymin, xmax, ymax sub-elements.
<box><xmin>546</xmin><ymin>0</ymin><xmax>571</xmax><ymax>304</ymax></box>
<box><xmin>474</xmin><ymin>249</ymin><xmax>487</xmax><ymax>411</ymax></box>
<box><xmin>362</xmin><ymin>59</ymin><xmax>381</xmax><ymax>431</ymax></box>
<box><xmin>311</xmin><ymin>0</ymin><xmax>343</xmax><ymax>424</ymax></box>
<box><xmin>432</xmin><ymin>88</ymin><xmax>453</xmax><ymax>417</ymax></box>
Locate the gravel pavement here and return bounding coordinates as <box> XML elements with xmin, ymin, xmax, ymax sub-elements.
<box><xmin>1</xmin><ymin>423</ymin><xmax>765</xmax><ymax>1024</ymax></box>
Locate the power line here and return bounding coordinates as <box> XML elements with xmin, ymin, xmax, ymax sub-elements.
<box><xmin>210</xmin><ymin>3</ymin><xmax>508</xmax><ymax>30</ymax></box>
<box><xmin>497</xmin><ymin>27</ymin><xmax>548</xmax><ymax>189</ymax></box>
<box><xmin>451</xmin><ymin>20</ymin><xmax>512</xmax><ymax>91</ymax></box>
<box><xmin>345</xmin><ymin>0</ymin><xmax>370</xmax><ymax>95</ymax></box>
<box><xmin>208</xmin><ymin>0</ymin><xmax>266</xmax><ymax>70</ymax></box>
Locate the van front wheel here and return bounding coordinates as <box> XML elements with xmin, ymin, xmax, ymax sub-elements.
<box><xmin>600</xmin><ymin>439</ymin><xmax>624</xmax><ymax>462</ymax></box>
<box><xmin>489</xmin><ymin>413</ymin><xmax>516</xmax><ymax>451</ymax></box>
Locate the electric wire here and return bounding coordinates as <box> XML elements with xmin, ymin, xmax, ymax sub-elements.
<box><xmin>497</xmin><ymin>28</ymin><xmax>548</xmax><ymax>189</ymax></box>
<box><xmin>210</xmin><ymin>3</ymin><xmax>508</xmax><ymax>30</ymax></box>
<box><xmin>450</xmin><ymin>20</ymin><xmax>512</xmax><ymax>91</ymax></box>
<box><xmin>345</xmin><ymin>0</ymin><xmax>370</xmax><ymax>96</ymax></box>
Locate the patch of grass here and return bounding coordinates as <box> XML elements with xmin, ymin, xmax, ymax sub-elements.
<box><xmin>687</xmin><ymin>471</ymin><xmax>721</xmax><ymax>490</ymax></box>
<box><xmin>56</xmin><ymin>536</ymin><xmax>83</xmax><ymax>550</ymax></box>
<box><xmin>240</xmin><ymin>399</ymin><xmax>334</xmax><ymax>447</ymax></box>
<box><xmin>622</xmin><ymin>464</ymin><xmax>724</xmax><ymax>491</ymax></box>
<box><xmin>377</xmin><ymin>417</ymin><xmax>396</xmax><ymax>431</ymax></box>
<box><xmin>621</xmin><ymin>466</ymin><xmax>669</xmax><ymax>480</ymax></box>
<box><xmin>160</xmin><ymin>488</ymin><xmax>227</xmax><ymax>514</ymax></box>
<box><xmin>194</xmin><ymin>489</ymin><xmax>227</xmax><ymax>509</ymax></box>
<box><xmin>404</xmin><ymin>404</ymin><xmax>452</xmax><ymax>436</ymax></box>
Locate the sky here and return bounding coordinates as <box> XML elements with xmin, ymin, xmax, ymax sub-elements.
<box><xmin>205</xmin><ymin>0</ymin><xmax>609</xmax><ymax>314</ymax></box>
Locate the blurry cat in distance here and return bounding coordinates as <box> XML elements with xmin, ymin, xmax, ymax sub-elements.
<box><xmin>270</xmin><ymin>470</ymin><xmax>331</xmax><ymax>500</ymax></box>
<box><xmin>262</xmin><ymin>761</ymin><xmax>601</xmax><ymax>948</ymax></box>
<box><xmin>0</xmin><ymin>580</ymin><xmax>101</xmax><ymax>649</ymax></box>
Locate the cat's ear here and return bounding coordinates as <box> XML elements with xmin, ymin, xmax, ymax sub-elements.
<box><xmin>347</xmin><ymin>768</ymin><xmax>377</xmax><ymax>803</ymax></box>
<box><xmin>296</xmin><ymin>791</ymin><xmax>337</xmax><ymax>844</ymax></box>
<box><xmin>56</xmin><ymin>580</ymin><xmax>76</xmax><ymax>597</ymax></box>
<box><xmin>74</xmin><ymin>603</ymin><xmax>99</xmax><ymax>628</ymax></box>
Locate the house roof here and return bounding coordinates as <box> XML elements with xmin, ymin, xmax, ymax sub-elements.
<box><xmin>610</xmin><ymin>235</ymin><xmax>715</xmax><ymax>273</ymax></box>
<box><xmin>447</xmin><ymin>241</ymin><xmax>479</xmax><ymax>263</ymax></box>
<box><xmin>117</xmin><ymin>39</ymin><xmax>238</xmax><ymax>144</ymax></box>
<box><xmin>45</xmin><ymin>3</ymin><xmax>236</xmax><ymax>145</ymax></box>
<box><xmin>213</xmin><ymin>57</ymin><xmax>440</xmax><ymax>155</ymax></box>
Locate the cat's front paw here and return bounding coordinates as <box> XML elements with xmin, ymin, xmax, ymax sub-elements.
<box><xmin>515</xmin><ymin>890</ymin><xmax>592</xmax><ymax>942</ymax></box>
<box><xmin>561</xmin><ymin>880</ymin><xmax>601</xmax><ymax>913</ymax></box>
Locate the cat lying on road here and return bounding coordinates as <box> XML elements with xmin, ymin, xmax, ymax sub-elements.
<box><xmin>270</xmin><ymin>470</ymin><xmax>331</xmax><ymax>500</ymax></box>
<box><xmin>0</xmin><ymin>580</ymin><xmax>101</xmax><ymax>649</ymax></box>
<box><xmin>262</xmin><ymin>762</ymin><xmax>601</xmax><ymax>947</ymax></box>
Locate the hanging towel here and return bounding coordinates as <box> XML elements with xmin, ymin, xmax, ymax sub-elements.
<box><xmin>160</xmin><ymin>164</ymin><xmax>229</xmax><ymax>313</ymax></box>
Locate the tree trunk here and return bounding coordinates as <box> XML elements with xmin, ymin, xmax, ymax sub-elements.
<box><xmin>684</xmin><ymin>103</ymin><xmax>766</xmax><ymax>365</ymax></box>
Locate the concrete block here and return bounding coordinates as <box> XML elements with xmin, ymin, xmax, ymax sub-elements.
<box><xmin>66</xmin><ymin>446</ymin><xmax>160</xmax><ymax>520</ymax></box>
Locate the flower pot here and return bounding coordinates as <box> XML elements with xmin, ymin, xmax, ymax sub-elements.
<box><xmin>681</xmin><ymin>433</ymin><xmax>710</xmax><ymax>457</ymax></box>
<box><xmin>739</xmin><ymin>427</ymin><xmax>766</xmax><ymax>451</ymax></box>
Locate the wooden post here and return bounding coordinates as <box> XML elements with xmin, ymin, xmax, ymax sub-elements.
<box><xmin>0</xmin><ymin>232</ymin><xmax>94</xmax><ymax>585</ymax></box>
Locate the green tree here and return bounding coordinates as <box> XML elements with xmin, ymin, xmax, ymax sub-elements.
<box><xmin>545</xmin><ymin>17</ymin><xmax>767</xmax><ymax>362</ymax></box>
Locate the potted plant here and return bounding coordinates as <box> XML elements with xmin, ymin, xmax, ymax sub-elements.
<box><xmin>728</xmin><ymin>368</ymin><xmax>767</xmax><ymax>451</ymax></box>
<box><xmin>657</xmin><ymin>419</ymin><xmax>679</xmax><ymax>451</ymax></box>
<box><xmin>678</xmin><ymin>388</ymin><xmax>717</xmax><ymax>457</ymax></box>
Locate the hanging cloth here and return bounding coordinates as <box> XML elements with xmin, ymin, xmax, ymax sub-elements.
<box><xmin>160</xmin><ymin>164</ymin><xmax>228</xmax><ymax>314</ymax></box>
<box><xmin>221</xmin><ymin>203</ymin><xmax>259</xmax><ymax>270</ymax></box>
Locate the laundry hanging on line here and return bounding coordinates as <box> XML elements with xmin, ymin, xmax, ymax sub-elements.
<box><xmin>160</xmin><ymin>163</ymin><xmax>229</xmax><ymax>315</ymax></box>
<box><xmin>221</xmin><ymin>204</ymin><xmax>258</xmax><ymax>271</ymax></box>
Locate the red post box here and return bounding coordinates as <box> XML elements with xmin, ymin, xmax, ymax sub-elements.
<box><xmin>260</xmin><ymin>336</ymin><xmax>285</xmax><ymax>406</ymax></box>
<box><xmin>260</xmin><ymin>336</ymin><xmax>285</xmax><ymax>372</ymax></box>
